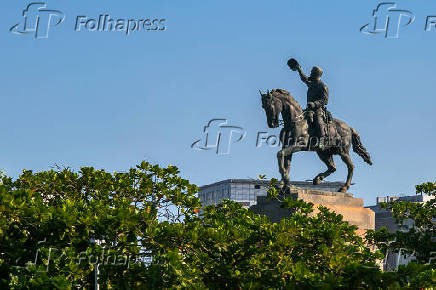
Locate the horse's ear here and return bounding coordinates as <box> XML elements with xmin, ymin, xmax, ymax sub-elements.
<box><xmin>259</xmin><ymin>90</ymin><xmax>263</xmax><ymax>96</ymax></box>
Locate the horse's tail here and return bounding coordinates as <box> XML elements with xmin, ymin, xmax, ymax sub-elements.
<box><xmin>351</xmin><ymin>128</ymin><xmax>372</xmax><ymax>165</ymax></box>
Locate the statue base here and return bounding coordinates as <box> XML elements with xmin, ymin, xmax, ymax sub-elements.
<box><xmin>250</xmin><ymin>185</ymin><xmax>375</xmax><ymax>235</ymax></box>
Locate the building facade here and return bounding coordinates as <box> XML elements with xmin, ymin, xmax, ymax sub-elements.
<box><xmin>367</xmin><ymin>195</ymin><xmax>434</xmax><ymax>232</ymax></box>
<box><xmin>366</xmin><ymin>194</ymin><xmax>435</xmax><ymax>270</ymax></box>
<box><xmin>198</xmin><ymin>179</ymin><xmax>345</xmax><ymax>208</ymax></box>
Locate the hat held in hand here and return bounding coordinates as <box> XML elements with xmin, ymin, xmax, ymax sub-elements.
<box><xmin>287</xmin><ymin>58</ymin><xmax>300</xmax><ymax>71</ymax></box>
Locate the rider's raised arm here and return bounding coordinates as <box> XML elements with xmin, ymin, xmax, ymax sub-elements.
<box><xmin>297</xmin><ymin>66</ymin><xmax>309</xmax><ymax>85</ymax></box>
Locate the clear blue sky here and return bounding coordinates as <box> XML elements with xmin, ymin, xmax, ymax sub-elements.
<box><xmin>1</xmin><ymin>0</ymin><xmax>435</xmax><ymax>205</ymax></box>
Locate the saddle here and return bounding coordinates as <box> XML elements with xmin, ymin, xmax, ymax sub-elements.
<box><xmin>303</xmin><ymin>107</ymin><xmax>332</xmax><ymax>124</ymax></box>
<box><xmin>304</xmin><ymin>107</ymin><xmax>334</xmax><ymax>141</ymax></box>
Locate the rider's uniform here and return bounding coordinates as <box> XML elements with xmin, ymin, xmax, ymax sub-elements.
<box><xmin>299</xmin><ymin>73</ymin><xmax>329</xmax><ymax>138</ymax></box>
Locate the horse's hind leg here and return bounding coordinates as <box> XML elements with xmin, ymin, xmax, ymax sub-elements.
<box><xmin>285</xmin><ymin>154</ymin><xmax>292</xmax><ymax>177</ymax></box>
<box><xmin>339</xmin><ymin>152</ymin><xmax>354</xmax><ymax>193</ymax></box>
<box><xmin>313</xmin><ymin>151</ymin><xmax>336</xmax><ymax>185</ymax></box>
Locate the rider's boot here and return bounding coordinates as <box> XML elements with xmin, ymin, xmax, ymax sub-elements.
<box><xmin>317</xmin><ymin>118</ymin><xmax>327</xmax><ymax>150</ymax></box>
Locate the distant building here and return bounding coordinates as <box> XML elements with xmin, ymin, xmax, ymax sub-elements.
<box><xmin>367</xmin><ymin>194</ymin><xmax>434</xmax><ymax>232</ymax></box>
<box><xmin>366</xmin><ymin>194</ymin><xmax>435</xmax><ymax>270</ymax></box>
<box><xmin>198</xmin><ymin>179</ymin><xmax>344</xmax><ymax>208</ymax></box>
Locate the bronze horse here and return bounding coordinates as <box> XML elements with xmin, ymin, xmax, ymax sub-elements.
<box><xmin>260</xmin><ymin>89</ymin><xmax>372</xmax><ymax>193</ymax></box>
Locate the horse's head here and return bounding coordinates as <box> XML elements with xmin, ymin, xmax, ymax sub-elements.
<box><xmin>260</xmin><ymin>89</ymin><xmax>304</xmax><ymax>129</ymax></box>
<box><xmin>260</xmin><ymin>90</ymin><xmax>282</xmax><ymax>128</ymax></box>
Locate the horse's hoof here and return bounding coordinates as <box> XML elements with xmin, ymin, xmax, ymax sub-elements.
<box><xmin>339</xmin><ymin>186</ymin><xmax>348</xmax><ymax>193</ymax></box>
<box><xmin>313</xmin><ymin>177</ymin><xmax>322</xmax><ymax>185</ymax></box>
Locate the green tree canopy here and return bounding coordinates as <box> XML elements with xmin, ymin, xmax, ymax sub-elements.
<box><xmin>0</xmin><ymin>162</ymin><xmax>434</xmax><ymax>289</ymax></box>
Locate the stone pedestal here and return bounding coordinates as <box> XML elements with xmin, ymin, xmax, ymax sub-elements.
<box><xmin>250</xmin><ymin>186</ymin><xmax>375</xmax><ymax>233</ymax></box>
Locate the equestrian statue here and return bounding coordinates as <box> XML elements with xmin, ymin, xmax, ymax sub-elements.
<box><xmin>260</xmin><ymin>58</ymin><xmax>372</xmax><ymax>193</ymax></box>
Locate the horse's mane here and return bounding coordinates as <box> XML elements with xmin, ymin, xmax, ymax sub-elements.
<box><xmin>270</xmin><ymin>88</ymin><xmax>302</xmax><ymax>111</ymax></box>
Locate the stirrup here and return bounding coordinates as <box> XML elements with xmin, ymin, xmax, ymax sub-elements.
<box><xmin>319</xmin><ymin>137</ymin><xmax>327</xmax><ymax>149</ymax></box>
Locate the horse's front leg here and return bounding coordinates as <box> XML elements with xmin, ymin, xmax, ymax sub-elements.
<box><xmin>277</xmin><ymin>146</ymin><xmax>297</xmax><ymax>186</ymax></box>
<box><xmin>313</xmin><ymin>151</ymin><xmax>336</xmax><ymax>185</ymax></box>
<box><xmin>280</xmin><ymin>129</ymin><xmax>292</xmax><ymax>178</ymax></box>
